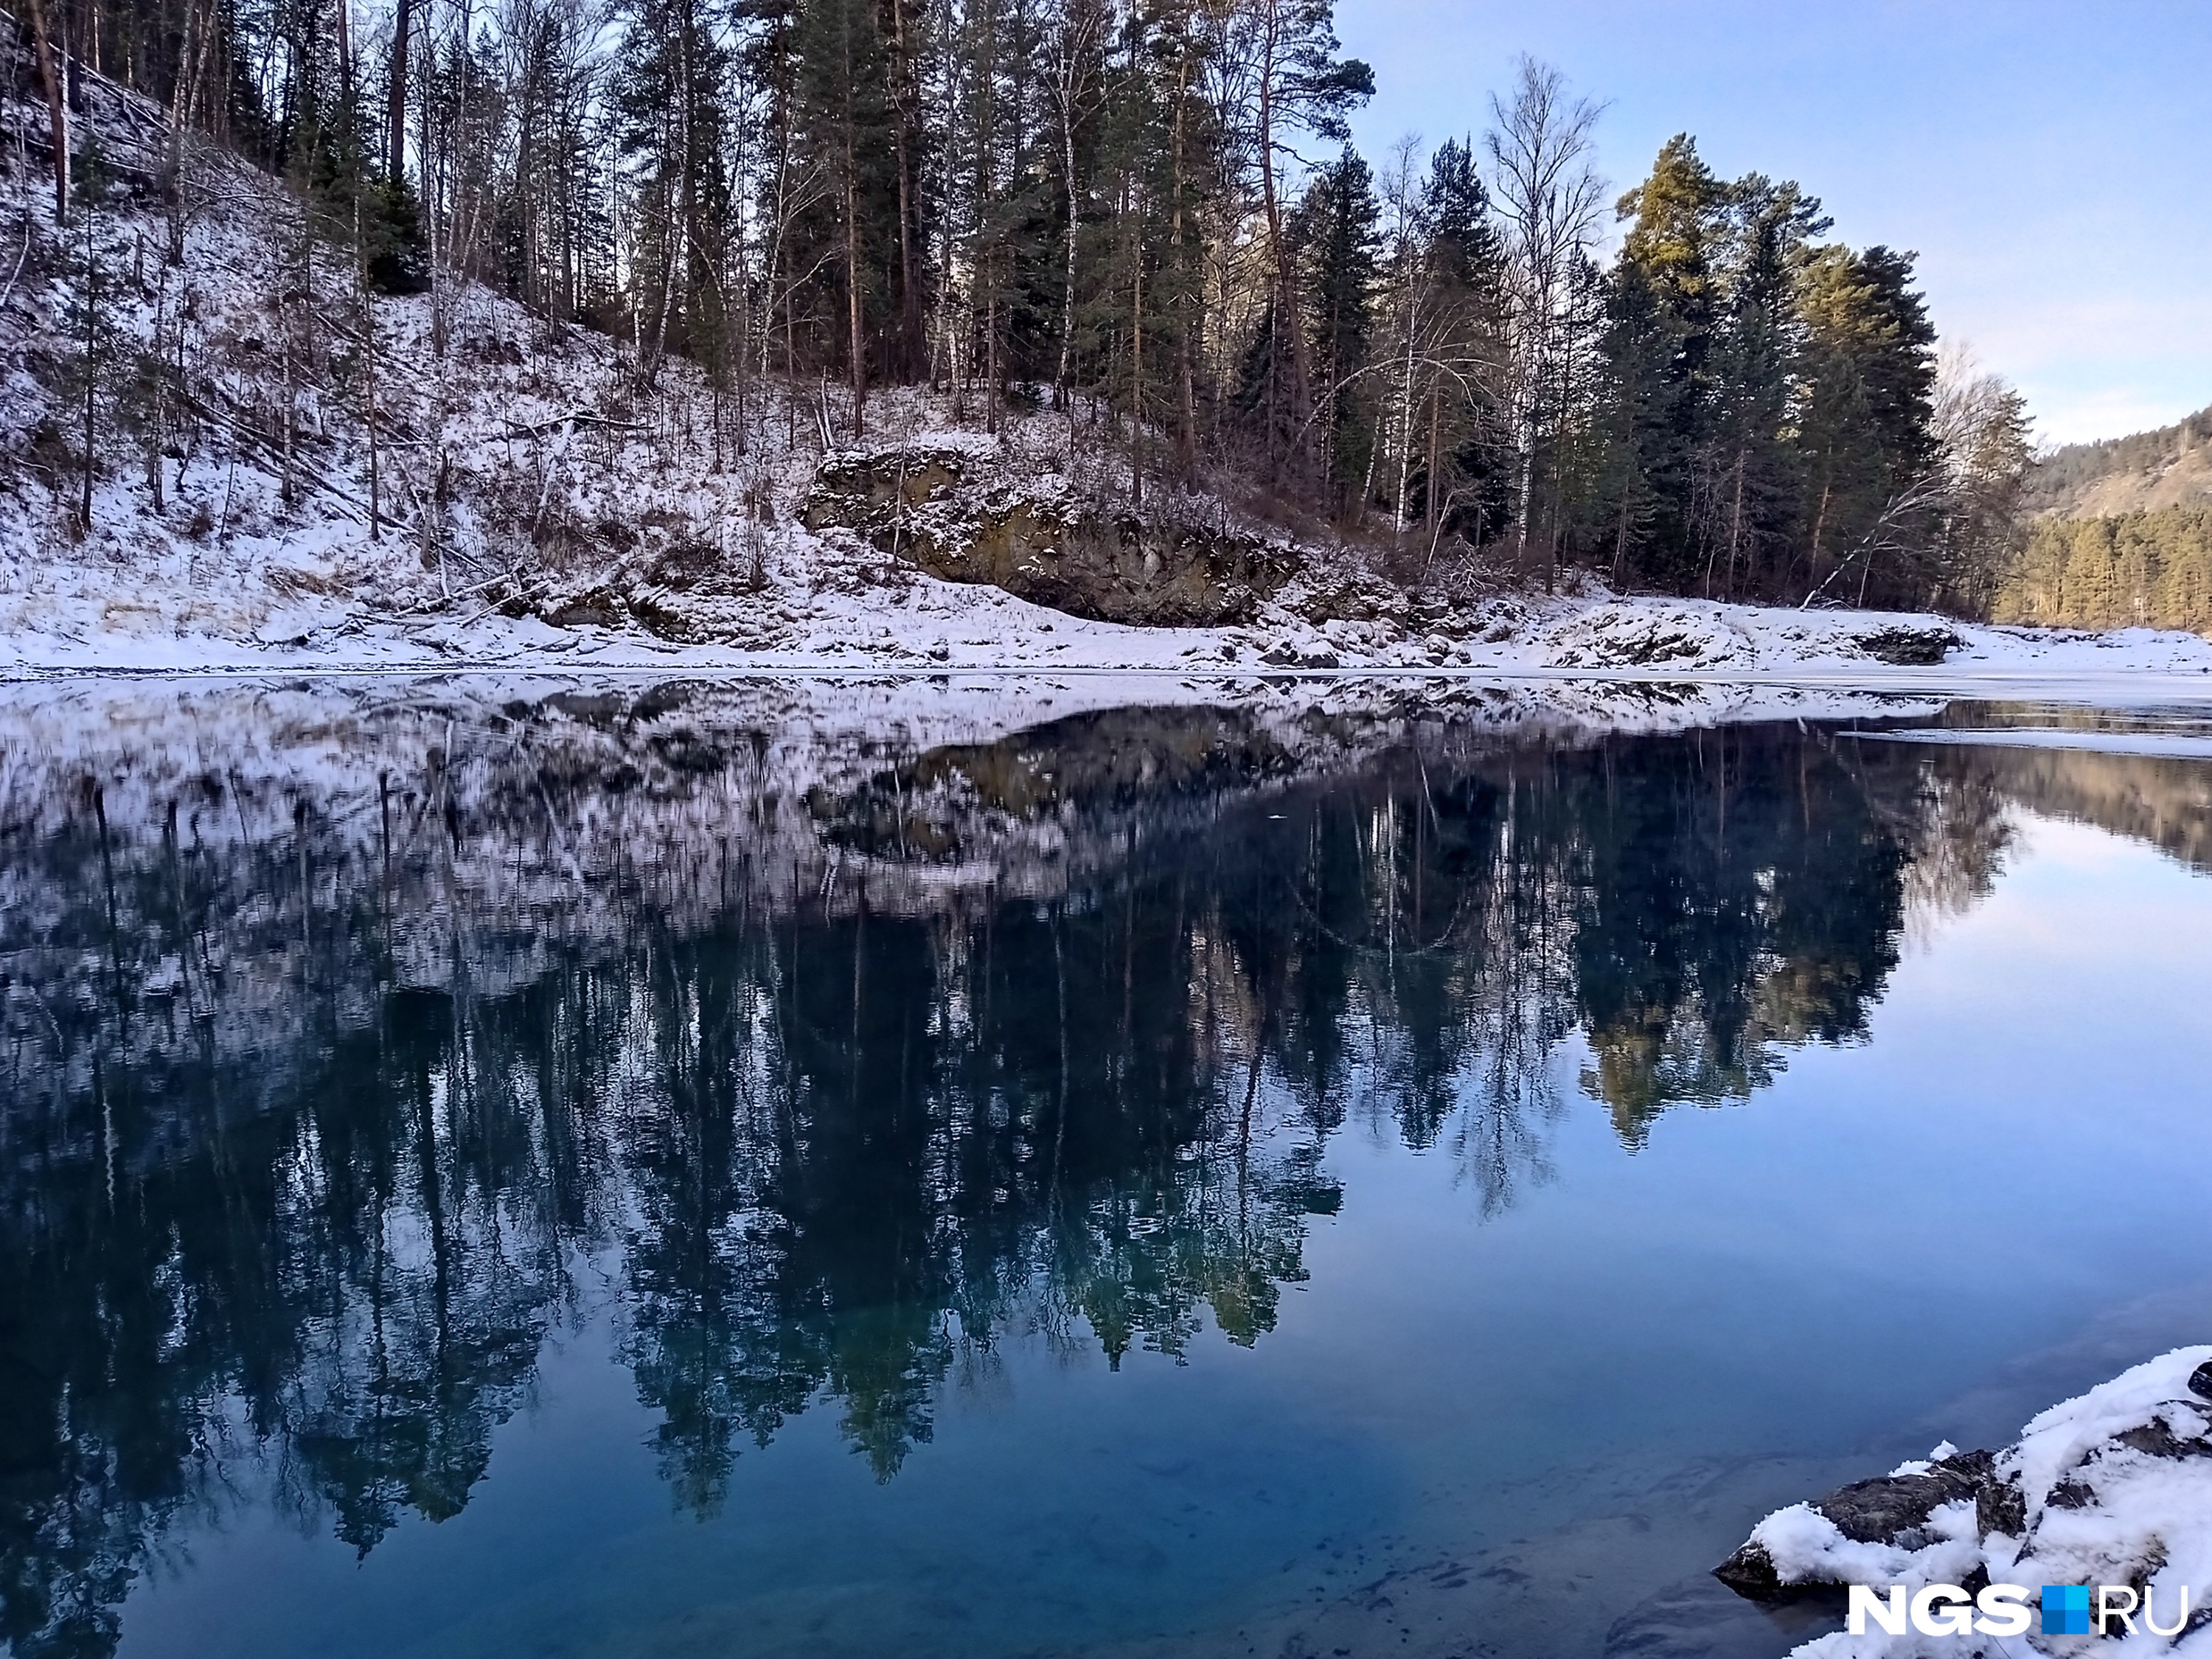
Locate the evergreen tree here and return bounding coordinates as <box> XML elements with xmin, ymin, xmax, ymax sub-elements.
<box><xmin>1237</xmin><ymin>0</ymin><xmax>1372</xmax><ymax>488</ymax></box>
<box><xmin>1415</xmin><ymin>137</ymin><xmax>1509</xmax><ymax>546</ymax></box>
<box><xmin>1795</xmin><ymin>244</ymin><xmax>1939</xmax><ymax>607</ymax></box>
<box><xmin>612</xmin><ymin>0</ymin><xmax>733</xmax><ymax>382</ymax></box>
<box><xmin>1301</xmin><ymin>147</ymin><xmax>1380</xmax><ymax>513</ymax></box>
<box><xmin>1699</xmin><ymin>174</ymin><xmax>1825</xmax><ymax>599</ymax></box>
<box><xmin>1601</xmin><ymin>134</ymin><xmax>1725</xmax><ymax>586</ymax></box>
<box><xmin>30</xmin><ymin>0</ymin><xmax>2005</xmax><ymax>615</ymax></box>
<box><xmin>57</xmin><ymin>138</ymin><xmax>127</xmax><ymax>529</ymax></box>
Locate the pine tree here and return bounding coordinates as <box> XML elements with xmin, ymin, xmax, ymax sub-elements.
<box><xmin>1601</xmin><ymin>134</ymin><xmax>1725</xmax><ymax>587</ymax></box>
<box><xmin>1795</xmin><ymin>244</ymin><xmax>1939</xmax><ymax>607</ymax></box>
<box><xmin>612</xmin><ymin>0</ymin><xmax>733</xmax><ymax>384</ymax></box>
<box><xmin>58</xmin><ymin>138</ymin><xmax>127</xmax><ymax>529</ymax></box>
<box><xmin>1700</xmin><ymin>174</ymin><xmax>1825</xmax><ymax>599</ymax></box>
<box><xmin>32</xmin><ymin>0</ymin><xmax>2004</xmax><ymax>615</ymax></box>
<box><xmin>1416</xmin><ymin>137</ymin><xmax>1509</xmax><ymax>546</ymax></box>
<box><xmin>1237</xmin><ymin>0</ymin><xmax>1371</xmax><ymax>487</ymax></box>
<box><xmin>1300</xmin><ymin>147</ymin><xmax>1379</xmax><ymax>514</ymax></box>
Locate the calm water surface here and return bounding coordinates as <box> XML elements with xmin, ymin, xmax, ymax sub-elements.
<box><xmin>3</xmin><ymin>681</ymin><xmax>2210</xmax><ymax>1659</ymax></box>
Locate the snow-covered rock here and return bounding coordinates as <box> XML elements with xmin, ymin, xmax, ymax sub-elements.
<box><xmin>1717</xmin><ymin>1346</ymin><xmax>2212</xmax><ymax>1655</ymax></box>
<box><xmin>1540</xmin><ymin>600</ymin><xmax>1755</xmax><ymax>669</ymax></box>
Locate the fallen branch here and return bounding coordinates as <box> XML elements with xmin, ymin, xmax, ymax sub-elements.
<box><xmin>0</xmin><ymin>215</ymin><xmax>31</xmax><ymax>311</ymax></box>
<box><xmin>503</xmin><ymin>411</ymin><xmax>651</xmax><ymax>439</ymax></box>
<box><xmin>388</xmin><ymin>566</ymin><xmax>526</xmax><ymax>618</ymax></box>
<box><xmin>173</xmin><ymin>387</ymin><xmax>365</xmax><ymax>519</ymax></box>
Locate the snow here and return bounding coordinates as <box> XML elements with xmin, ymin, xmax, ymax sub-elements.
<box><xmin>10</xmin><ymin>568</ymin><xmax>2212</xmax><ymax>703</ymax></box>
<box><xmin>1749</xmin><ymin>1496</ymin><xmax>1985</xmax><ymax>1601</ymax></box>
<box><xmin>1746</xmin><ymin>1347</ymin><xmax>2212</xmax><ymax>1657</ymax></box>
<box><xmin>1888</xmin><ymin>1442</ymin><xmax>1963</xmax><ymax>1478</ymax></box>
<box><xmin>1998</xmin><ymin>1350</ymin><xmax>2212</xmax><ymax>1624</ymax></box>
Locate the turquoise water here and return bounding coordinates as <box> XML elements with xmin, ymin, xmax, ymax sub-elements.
<box><xmin>3</xmin><ymin>688</ymin><xmax>2209</xmax><ymax>1658</ymax></box>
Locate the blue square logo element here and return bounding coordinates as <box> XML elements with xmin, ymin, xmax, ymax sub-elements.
<box><xmin>2042</xmin><ymin>1585</ymin><xmax>2092</xmax><ymax>1635</ymax></box>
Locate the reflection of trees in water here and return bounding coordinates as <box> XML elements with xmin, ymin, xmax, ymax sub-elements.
<box><xmin>0</xmin><ymin>706</ymin><xmax>2049</xmax><ymax>1653</ymax></box>
<box><xmin>1557</xmin><ymin>729</ymin><xmax>1932</xmax><ymax>1145</ymax></box>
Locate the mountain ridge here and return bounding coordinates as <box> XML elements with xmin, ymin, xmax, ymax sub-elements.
<box><xmin>2027</xmin><ymin>403</ymin><xmax>2212</xmax><ymax>518</ymax></box>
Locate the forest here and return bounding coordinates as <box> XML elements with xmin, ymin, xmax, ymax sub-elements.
<box><xmin>2</xmin><ymin>0</ymin><xmax>2040</xmax><ymax>612</ymax></box>
<box><xmin>1994</xmin><ymin>507</ymin><xmax>2212</xmax><ymax>634</ymax></box>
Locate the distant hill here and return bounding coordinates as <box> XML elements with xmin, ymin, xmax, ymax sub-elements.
<box><xmin>2026</xmin><ymin>404</ymin><xmax>2212</xmax><ymax>518</ymax></box>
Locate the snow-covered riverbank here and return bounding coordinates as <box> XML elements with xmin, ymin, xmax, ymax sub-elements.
<box><xmin>7</xmin><ymin>572</ymin><xmax>2212</xmax><ymax>699</ymax></box>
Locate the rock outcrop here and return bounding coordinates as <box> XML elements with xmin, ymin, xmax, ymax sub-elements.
<box><xmin>802</xmin><ymin>437</ymin><xmax>1298</xmax><ymax>627</ymax></box>
<box><xmin>1715</xmin><ymin>1347</ymin><xmax>2212</xmax><ymax>1654</ymax></box>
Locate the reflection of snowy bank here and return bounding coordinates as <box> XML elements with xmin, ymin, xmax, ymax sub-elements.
<box><xmin>1719</xmin><ymin>1346</ymin><xmax>2212</xmax><ymax>1655</ymax></box>
<box><xmin>14</xmin><ymin>674</ymin><xmax>2212</xmax><ymax>1118</ymax></box>
<box><xmin>1848</xmin><ymin>728</ymin><xmax>2212</xmax><ymax>760</ymax></box>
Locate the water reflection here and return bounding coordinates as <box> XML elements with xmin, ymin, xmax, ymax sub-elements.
<box><xmin>0</xmin><ymin>681</ymin><xmax>2204</xmax><ymax>1657</ymax></box>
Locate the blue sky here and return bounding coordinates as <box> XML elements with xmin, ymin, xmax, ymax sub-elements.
<box><xmin>1337</xmin><ymin>0</ymin><xmax>2211</xmax><ymax>447</ymax></box>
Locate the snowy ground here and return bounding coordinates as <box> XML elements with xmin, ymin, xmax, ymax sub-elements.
<box><xmin>8</xmin><ymin>565</ymin><xmax>2212</xmax><ymax>707</ymax></box>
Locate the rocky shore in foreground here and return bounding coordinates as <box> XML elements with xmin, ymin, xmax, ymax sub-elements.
<box><xmin>1715</xmin><ymin>1347</ymin><xmax>2212</xmax><ymax>1655</ymax></box>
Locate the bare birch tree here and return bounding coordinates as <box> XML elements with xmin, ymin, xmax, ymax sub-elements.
<box><xmin>1485</xmin><ymin>56</ymin><xmax>1604</xmax><ymax>582</ymax></box>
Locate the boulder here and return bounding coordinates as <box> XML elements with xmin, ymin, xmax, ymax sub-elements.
<box><xmin>1851</xmin><ymin>625</ymin><xmax>1958</xmax><ymax>666</ymax></box>
<box><xmin>1542</xmin><ymin>604</ymin><xmax>1745</xmax><ymax>669</ymax></box>
<box><xmin>1714</xmin><ymin>1450</ymin><xmax>1993</xmax><ymax>1601</ymax></box>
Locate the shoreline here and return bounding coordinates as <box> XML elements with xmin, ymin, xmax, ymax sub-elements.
<box><xmin>8</xmin><ymin>588</ymin><xmax>2212</xmax><ymax>698</ymax></box>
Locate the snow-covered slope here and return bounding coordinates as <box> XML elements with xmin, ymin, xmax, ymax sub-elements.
<box><xmin>3</xmin><ymin>61</ymin><xmax>2211</xmax><ymax>693</ymax></box>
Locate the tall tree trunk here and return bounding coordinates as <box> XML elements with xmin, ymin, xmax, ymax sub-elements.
<box><xmin>387</xmin><ymin>0</ymin><xmax>415</xmax><ymax>181</ymax></box>
<box><xmin>24</xmin><ymin>0</ymin><xmax>69</xmax><ymax>221</ymax></box>
<box><xmin>888</xmin><ymin>0</ymin><xmax>922</xmax><ymax>379</ymax></box>
<box><xmin>1255</xmin><ymin>3</ymin><xmax>1312</xmax><ymax>480</ymax></box>
<box><xmin>1056</xmin><ymin>86</ymin><xmax>1079</xmax><ymax>408</ymax></box>
<box><xmin>145</xmin><ymin>274</ymin><xmax>165</xmax><ymax>511</ymax></box>
<box><xmin>1169</xmin><ymin>44</ymin><xmax>1194</xmax><ymax>473</ymax></box>
<box><xmin>79</xmin><ymin>202</ymin><xmax>100</xmax><ymax>527</ymax></box>
<box><xmin>163</xmin><ymin>0</ymin><xmax>208</xmax><ymax>262</ymax></box>
<box><xmin>1723</xmin><ymin>448</ymin><xmax>1745</xmax><ymax>599</ymax></box>
<box><xmin>1516</xmin><ymin>439</ymin><xmax>1537</xmax><ymax>577</ymax></box>
<box><xmin>1393</xmin><ymin>288</ymin><xmax>1416</xmax><ymax>537</ymax></box>
<box><xmin>1425</xmin><ymin>383</ymin><xmax>1441</xmax><ymax>539</ymax></box>
<box><xmin>1130</xmin><ymin>235</ymin><xmax>1143</xmax><ymax>509</ymax></box>
<box><xmin>356</xmin><ymin>196</ymin><xmax>381</xmax><ymax>538</ymax></box>
<box><xmin>846</xmin><ymin>159</ymin><xmax>866</xmax><ymax>439</ymax></box>
<box><xmin>929</xmin><ymin>0</ymin><xmax>958</xmax><ymax>397</ymax></box>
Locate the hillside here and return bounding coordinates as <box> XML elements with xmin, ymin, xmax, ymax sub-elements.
<box><xmin>0</xmin><ymin>43</ymin><xmax>1561</xmax><ymax>674</ymax></box>
<box><xmin>1997</xmin><ymin>402</ymin><xmax>2212</xmax><ymax>633</ymax></box>
<box><xmin>1992</xmin><ymin>507</ymin><xmax>2212</xmax><ymax>634</ymax></box>
<box><xmin>2024</xmin><ymin>403</ymin><xmax>2212</xmax><ymax>518</ymax></box>
<box><xmin>5</xmin><ymin>45</ymin><xmax>2212</xmax><ymax>679</ymax></box>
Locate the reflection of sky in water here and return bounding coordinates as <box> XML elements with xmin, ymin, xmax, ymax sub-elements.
<box><xmin>3</xmin><ymin>694</ymin><xmax>2209</xmax><ymax>1659</ymax></box>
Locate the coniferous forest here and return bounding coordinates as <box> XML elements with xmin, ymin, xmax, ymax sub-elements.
<box><xmin>1995</xmin><ymin>507</ymin><xmax>2212</xmax><ymax>634</ymax></box>
<box><xmin>9</xmin><ymin>0</ymin><xmax>2043</xmax><ymax>611</ymax></box>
